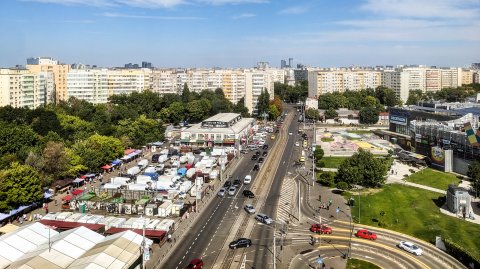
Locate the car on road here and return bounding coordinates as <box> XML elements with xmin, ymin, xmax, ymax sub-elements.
<box><xmin>258</xmin><ymin>157</ymin><xmax>264</xmax><ymax>163</ymax></box>
<box><xmin>310</xmin><ymin>224</ymin><xmax>332</xmax><ymax>234</ymax></box>
<box><xmin>240</xmin><ymin>149</ymin><xmax>249</xmax><ymax>154</ymax></box>
<box><xmin>355</xmin><ymin>229</ymin><xmax>377</xmax><ymax>240</ymax></box>
<box><xmin>255</xmin><ymin>151</ymin><xmax>261</xmax><ymax>156</ymax></box>
<box><xmin>262</xmin><ymin>151</ymin><xmax>268</xmax><ymax>157</ymax></box>
<box><xmin>262</xmin><ymin>144</ymin><xmax>269</xmax><ymax>149</ymax></box>
<box><xmin>228</xmin><ymin>186</ymin><xmax>237</xmax><ymax>196</ymax></box>
<box><xmin>255</xmin><ymin>213</ymin><xmax>273</xmax><ymax>224</ymax></box>
<box><xmin>275</xmin><ymin>129</ymin><xmax>279</xmax><ymax>133</ymax></box>
<box><xmin>295</xmin><ymin>142</ymin><xmax>300</xmax><ymax>147</ymax></box>
<box><xmin>223</xmin><ymin>181</ymin><xmax>232</xmax><ymax>188</ymax></box>
<box><xmin>233</xmin><ymin>179</ymin><xmax>242</xmax><ymax>187</ymax></box>
<box><xmin>243</xmin><ymin>190</ymin><xmax>255</xmax><ymax>198</ymax></box>
<box><xmin>217</xmin><ymin>188</ymin><xmax>226</xmax><ymax>197</ymax></box>
<box><xmin>244</xmin><ymin>175</ymin><xmax>252</xmax><ymax>184</ymax></box>
<box><xmin>271</xmin><ymin>135</ymin><xmax>275</xmax><ymax>140</ymax></box>
<box><xmin>253</xmin><ymin>164</ymin><xmax>260</xmax><ymax>171</ymax></box>
<box><xmin>289</xmin><ymin>132</ymin><xmax>293</xmax><ymax>135</ymax></box>
<box><xmin>185</xmin><ymin>258</ymin><xmax>203</xmax><ymax>269</ymax></box>
<box><xmin>398</xmin><ymin>241</ymin><xmax>423</xmax><ymax>256</ymax></box>
<box><xmin>251</xmin><ymin>155</ymin><xmax>258</xmax><ymax>161</ymax></box>
<box><xmin>244</xmin><ymin>204</ymin><xmax>255</xmax><ymax>214</ymax></box>
<box><xmin>229</xmin><ymin>238</ymin><xmax>252</xmax><ymax>249</ymax></box>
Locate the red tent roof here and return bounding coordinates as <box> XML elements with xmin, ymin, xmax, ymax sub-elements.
<box><xmin>124</xmin><ymin>149</ymin><xmax>136</xmax><ymax>155</ymax></box>
<box><xmin>101</xmin><ymin>165</ymin><xmax>112</xmax><ymax>169</ymax></box>
<box><xmin>62</xmin><ymin>195</ymin><xmax>73</xmax><ymax>201</ymax></box>
<box><xmin>72</xmin><ymin>189</ymin><xmax>84</xmax><ymax>196</ymax></box>
<box><xmin>80</xmin><ymin>175</ymin><xmax>87</xmax><ymax>179</ymax></box>
<box><xmin>40</xmin><ymin>219</ymin><xmax>105</xmax><ymax>232</ymax></box>
<box><xmin>104</xmin><ymin>227</ymin><xmax>166</xmax><ymax>240</ymax></box>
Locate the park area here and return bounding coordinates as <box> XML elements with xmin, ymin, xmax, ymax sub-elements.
<box><xmin>320</xmin><ymin>156</ymin><xmax>347</xmax><ymax>168</ymax></box>
<box><xmin>346</xmin><ymin>258</ymin><xmax>381</xmax><ymax>269</ymax></box>
<box><xmin>405</xmin><ymin>168</ymin><xmax>462</xmax><ymax>190</ymax></box>
<box><xmin>346</xmin><ymin>184</ymin><xmax>480</xmax><ymax>261</ymax></box>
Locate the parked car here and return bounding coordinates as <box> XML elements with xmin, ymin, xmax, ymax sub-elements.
<box><xmin>258</xmin><ymin>157</ymin><xmax>264</xmax><ymax>163</ymax></box>
<box><xmin>229</xmin><ymin>238</ymin><xmax>252</xmax><ymax>249</ymax></box>
<box><xmin>295</xmin><ymin>142</ymin><xmax>300</xmax><ymax>147</ymax></box>
<box><xmin>244</xmin><ymin>204</ymin><xmax>255</xmax><ymax>214</ymax></box>
<box><xmin>251</xmin><ymin>155</ymin><xmax>258</xmax><ymax>161</ymax></box>
<box><xmin>223</xmin><ymin>181</ymin><xmax>232</xmax><ymax>188</ymax></box>
<box><xmin>262</xmin><ymin>151</ymin><xmax>268</xmax><ymax>157</ymax></box>
<box><xmin>228</xmin><ymin>186</ymin><xmax>237</xmax><ymax>196</ymax></box>
<box><xmin>255</xmin><ymin>151</ymin><xmax>261</xmax><ymax>156</ymax></box>
<box><xmin>240</xmin><ymin>149</ymin><xmax>249</xmax><ymax>154</ymax></box>
<box><xmin>398</xmin><ymin>241</ymin><xmax>423</xmax><ymax>256</ymax></box>
<box><xmin>244</xmin><ymin>175</ymin><xmax>252</xmax><ymax>184</ymax></box>
<box><xmin>243</xmin><ymin>190</ymin><xmax>255</xmax><ymax>198</ymax></box>
<box><xmin>233</xmin><ymin>179</ymin><xmax>242</xmax><ymax>187</ymax></box>
<box><xmin>310</xmin><ymin>224</ymin><xmax>332</xmax><ymax>234</ymax></box>
<box><xmin>355</xmin><ymin>229</ymin><xmax>377</xmax><ymax>240</ymax></box>
<box><xmin>262</xmin><ymin>144</ymin><xmax>269</xmax><ymax>149</ymax></box>
<box><xmin>185</xmin><ymin>258</ymin><xmax>203</xmax><ymax>269</ymax></box>
<box><xmin>255</xmin><ymin>213</ymin><xmax>273</xmax><ymax>225</ymax></box>
<box><xmin>253</xmin><ymin>164</ymin><xmax>260</xmax><ymax>171</ymax></box>
<box><xmin>217</xmin><ymin>188</ymin><xmax>226</xmax><ymax>197</ymax></box>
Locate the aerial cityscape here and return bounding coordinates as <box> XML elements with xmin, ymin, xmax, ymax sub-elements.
<box><xmin>0</xmin><ymin>0</ymin><xmax>480</xmax><ymax>269</ymax></box>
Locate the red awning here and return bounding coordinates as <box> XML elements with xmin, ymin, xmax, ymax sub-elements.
<box><xmin>101</xmin><ymin>165</ymin><xmax>112</xmax><ymax>169</ymax></box>
<box><xmin>104</xmin><ymin>227</ymin><xmax>166</xmax><ymax>240</ymax></box>
<box><xmin>72</xmin><ymin>189</ymin><xmax>84</xmax><ymax>196</ymax></box>
<box><xmin>124</xmin><ymin>149</ymin><xmax>136</xmax><ymax>155</ymax></box>
<box><xmin>62</xmin><ymin>195</ymin><xmax>73</xmax><ymax>201</ymax></box>
<box><xmin>80</xmin><ymin>175</ymin><xmax>87</xmax><ymax>179</ymax></box>
<box><xmin>40</xmin><ymin>219</ymin><xmax>105</xmax><ymax>232</ymax></box>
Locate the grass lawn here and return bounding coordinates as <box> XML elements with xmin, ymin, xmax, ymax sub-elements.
<box><xmin>321</xmin><ymin>137</ymin><xmax>334</xmax><ymax>142</ymax></box>
<box><xmin>321</xmin><ymin>157</ymin><xmax>347</xmax><ymax>168</ymax></box>
<box><xmin>347</xmin><ymin>130</ymin><xmax>373</xmax><ymax>134</ymax></box>
<box><xmin>346</xmin><ymin>185</ymin><xmax>480</xmax><ymax>260</ymax></box>
<box><xmin>346</xmin><ymin>258</ymin><xmax>381</xmax><ymax>269</ymax></box>
<box><xmin>406</xmin><ymin>168</ymin><xmax>461</xmax><ymax>190</ymax></box>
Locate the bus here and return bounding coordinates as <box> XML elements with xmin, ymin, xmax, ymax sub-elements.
<box><xmin>299</xmin><ymin>150</ymin><xmax>306</xmax><ymax>163</ymax></box>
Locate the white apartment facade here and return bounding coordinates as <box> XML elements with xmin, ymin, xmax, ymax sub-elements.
<box><xmin>67</xmin><ymin>69</ymin><xmax>109</xmax><ymax>104</ymax></box>
<box><xmin>0</xmin><ymin>68</ymin><xmax>51</xmax><ymax>109</ymax></box>
<box><xmin>244</xmin><ymin>69</ymin><xmax>275</xmax><ymax>115</ymax></box>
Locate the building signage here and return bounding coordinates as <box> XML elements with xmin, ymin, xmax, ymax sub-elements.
<box><xmin>390</xmin><ymin>115</ymin><xmax>407</xmax><ymax>126</ymax></box>
<box><xmin>442</xmin><ymin>139</ymin><xmax>450</xmax><ymax>145</ymax></box>
<box><xmin>201</xmin><ymin>121</ymin><xmax>228</xmax><ymax>128</ymax></box>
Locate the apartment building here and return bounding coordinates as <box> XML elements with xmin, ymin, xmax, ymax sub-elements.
<box><xmin>107</xmin><ymin>68</ymin><xmax>151</xmax><ymax>96</ymax></box>
<box><xmin>67</xmin><ymin>69</ymin><xmax>109</xmax><ymax>104</ymax></box>
<box><xmin>151</xmin><ymin>69</ymin><xmax>179</xmax><ymax>95</ymax></box>
<box><xmin>0</xmin><ymin>68</ymin><xmax>51</xmax><ymax>109</ymax></box>
<box><xmin>308</xmin><ymin>68</ymin><xmax>382</xmax><ymax>97</ymax></box>
<box><xmin>244</xmin><ymin>69</ymin><xmax>275</xmax><ymax>115</ymax></box>
<box><xmin>26</xmin><ymin>57</ymin><xmax>70</xmax><ymax>102</ymax></box>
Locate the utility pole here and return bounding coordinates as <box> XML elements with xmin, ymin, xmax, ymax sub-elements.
<box><xmin>273</xmin><ymin>225</ymin><xmax>276</xmax><ymax>269</ymax></box>
<box><xmin>298</xmin><ymin>180</ymin><xmax>301</xmax><ymax>223</ymax></box>
<box><xmin>312</xmin><ymin>122</ymin><xmax>315</xmax><ymax>187</ymax></box>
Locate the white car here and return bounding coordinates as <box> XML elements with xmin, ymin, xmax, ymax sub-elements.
<box><xmin>255</xmin><ymin>213</ymin><xmax>273</xmax><ymax>225</ymax></box>
<box><xmin>289</xmin><ymin>132</ymin><xmax>293</xmax><ymax>135</ymax></box>
<box><xmin>244</xmin><ymin>204</ymin><xmax>255</xmax><ymax>214</ymax></box>
<box><xmin>228</xmin><ymin>186</ymin><xmax>237</xmax><ymax>196</ymax></box>
<box><xmin>295</xmin><ymin>142</ymin><xmax>300</xmax><ymax>147</ymax></box>
<box><xmin>244</xmin><ymin>175</ymin><xmax>252</xmax><ymax>184</ymax></box>
<box><xmin>217</xmin><ymin>188</ymin><xmax>226</xmax><ymax>197</ymax></box>
<box><xmin>398</xmin><ymin>241</ymin><xmax>423</xmax><ymax>256</ymax></box>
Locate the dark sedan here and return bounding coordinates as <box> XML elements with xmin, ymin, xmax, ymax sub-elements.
<box><xmin>243</xmin><ymin>190</ymin><xmax>255</xmax><ymax>198</ymax></box>
<box><xmin>229</xmin><ymin>238</ymin><xmax>252</xmax><ymax>249</ymax></box>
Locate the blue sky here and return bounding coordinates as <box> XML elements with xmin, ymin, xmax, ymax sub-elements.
<box><xmin>0</xmin><ymin>0</ymin><xmax>479</xmax><ymax>68</ymax></box>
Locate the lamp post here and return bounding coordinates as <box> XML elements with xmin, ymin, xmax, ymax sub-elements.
<box><xmin>312</xmin><ymin>122</ymin><xmax>316</xmax><ymax>187</ymax></box>
<box><xmin>298</xmin><ymin>179</ymin><xmax>301</xmax><ymax>223</ymax></box>
<box><xmin>140</xmin><ymin>215</ymin><xmax>147</xmax><ymax>269</ymax></box>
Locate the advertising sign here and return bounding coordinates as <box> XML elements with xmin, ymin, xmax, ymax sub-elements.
<box><xmin>430</xmin><ymin>146</ymin><xmax>445</xmax><ymax>170</ymax></box>
<box><xmin>390</xmin><ymin>115</ymin><xmax>407</xmax><ymax>126</ymax></box>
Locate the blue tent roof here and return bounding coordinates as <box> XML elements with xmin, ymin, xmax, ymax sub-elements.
<box><xmin>111</xmin><ymin>159</ymin><xmax>122</xmax><ymax>165</ymax></box>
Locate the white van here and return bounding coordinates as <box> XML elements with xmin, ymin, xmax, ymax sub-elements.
<box><xmin>244</xmin><ymin>175</ymin><xmax>252</xmax><ymax>184</ymax></box>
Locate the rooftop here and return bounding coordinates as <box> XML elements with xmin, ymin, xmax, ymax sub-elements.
<box><xmin>203</xmin><ymin>113</ymin><xmax>240</xmax><ymax>123</ymax></box>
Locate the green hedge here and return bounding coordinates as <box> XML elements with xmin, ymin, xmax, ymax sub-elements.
<box><xmin>444</xmin><ymin>237</ymin><xmax>480</xmax><ymax>268</ymax></box>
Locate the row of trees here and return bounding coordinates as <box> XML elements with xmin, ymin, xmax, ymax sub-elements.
<box><xmin>406</xmin><ymin>84</ymin><xmax>480</xmax><ymax>105</ymax></box>
<box><xmin>0</xmin><ymin>86</ymin><xmax>252</xmax><ymax>212</ymax></box>
<box><xmin>257</xmin><ymin>90</ymin><xmax>284</xmax><ymax>120</ymax></box>
<box><xmin>274</xmin><ymin>81</ymin><xmax>308</xmax><ymax>103</ymax></box>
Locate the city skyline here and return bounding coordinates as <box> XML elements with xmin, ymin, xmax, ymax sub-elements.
<box><xmin>0</xmin><ymin>0</ymin><xmax>479</xmax><ymax>68</ymax></box>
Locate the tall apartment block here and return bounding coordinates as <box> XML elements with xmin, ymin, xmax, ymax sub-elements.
<box><xmin>26</xmin><ymin>57</ymin><xmax>70</xmax><ymax>102</ymax></box>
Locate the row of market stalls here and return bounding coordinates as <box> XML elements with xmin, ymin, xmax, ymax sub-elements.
<box><xmin>101</xmin><ymin>149</ymin><xmax>143</xmax><ymax>172</ymax></box>
<box><xmin>0</xmin><ymin>222</ymin><xmax>152</xmax><ymax>269</ymax></box>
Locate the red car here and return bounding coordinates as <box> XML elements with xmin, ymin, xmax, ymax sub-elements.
<box><xmin>185</xmin><ymin>258</ymin><xmax>203</xmax><ymax>269</ymax></box>
<box><xmin>310</xmin><ymin>224</ymin><xmax>332</xmax><ymax>234</ymax></box>
<box><xmin>356</xmin><ymin>229</ymin><xmax>377</xmax><ymax>240</ymax></box>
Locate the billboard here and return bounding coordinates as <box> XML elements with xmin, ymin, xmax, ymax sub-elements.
<box><xmin>390</xmin><ymin>115</ymin><xmax>407</xmax><ymax>125</ymax></box>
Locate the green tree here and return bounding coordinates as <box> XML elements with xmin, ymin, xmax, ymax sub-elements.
<box><xmin>336</xmin><ymin>149</ymin><xmax>390</xmax><ymax>189</ymax></box>
<box><xmin>233</xmin><ymin>97</ymin><xmax>250</xmax><ymax>117</ymax></box>
<box><xmin>0</xmin><ymin>121</ymin><xmax>39</xmax><ymax>160</ymax></box>
<box><xmin>257</xmin><ymin>89</ymin><xmax>270</xmax><ymax>116</ymax></box>
<box><xmin>359</xmin><ymin>107</ymin><xmax>379</xmax><ymax>124</ymax></box>
<box><xmin>186</xmin><ymin>99</ymin><xmax>210</xmax><ymax>123</ymax></box>
<box><xmin>314</xmin><ymin>147</ymin><xmax>325</xmax><ymax>166</ymax></box>
<box><xmin>268</xmin><ymin>104</ymin><xmax>280</xmax><ymax>120</ymax></box>
<box><xmin>167</xmin><ymin>102</ymin><xmax>186</xmax><ymax>124</ymax></box>
<box><xmin>182</xmin><ymin>83</ymin><xmax>191</xmax><ymax>103</ymax></box>
<box><xmin>29</xmin><ymin>108</ymin><xmax>62</xmax><ymax>136</ymax></box>
<box><xmin>57</xmin><ymin>113</ymin><xmax>95</xmax><ymax>141</ymax></box>
<box><xmin>116</xmin><ymin>115</ymin><xmax>165</xmax><ymax>147</ymax></box>
<box><xmin>42</xmin><ymin>141</ymin><xmax>69</xmax><ymax>179</ymax></box>
<box><xmin>73</xmin><ymin>135</ymin><xmax>123</xmax><ymax>171</ymax></box>
<box><xmin>64</xmin><ymin>148</ymin><xmax>88</xmax><ymax>177</ymax></box>
<box><xmin>270</xmin><ymin>96</ymin><xmax>284</xmax><ymax>114</ymax></box>
<box><xmin>406</xmin><ymin>90</ymin><xmax>425</xmax><ymax>105</ymax></box>
<box><xmin>467</xmin><ymin>160</ymin><xmax>480</xmax><ymax>198</ymax></box>
<box><xmin>324</xmin><ymin>108</ymin><xmax>338</xmax><ymax>119</ymax></box>
<box><xmin>0</xmin><ymin>162</ymin><xmax>43</xmax><ymax>212</ymax></box>
<box><xmin>305</xmin><ymin>108</ymin><xmax>320</xmax><ymax>121</ymax></box>
<box><xmin>318</xmin><ymin>172</ymin><xmax>335</xmax><ymax>187</ymax></box>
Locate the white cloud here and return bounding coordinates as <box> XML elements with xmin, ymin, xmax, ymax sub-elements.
<box><xmin>232</xmin><ymin>13</ymin><xmax>255</xmax><ymax>19</ymax></box>
<box><xmin>360</xmin><ymin>0</ymin><xmax>480</xmax><ymax>19</ymax></box>
<box><xmin>279</xmin><ymin>6</ymin><xmax>307</xmax><ymax>15</ymax></box>
<box><xmin>21</xmin><ymin>0</ymin><xmax>266</xmax><ymax>7</ymax></box>
<box><xmin>20</xmin><ymin>0</ymin><xmax>116</xmax><ymax>7</ymax></box>
<box><xmin>199</xmin><ymin>0</ymin><xmax>267</xmax><ymax>4</ymax></box>
<box><xmin>115</xmin><ymin>0</ymin><xmax>185</xmax><ymax>8</ymax></box>
<box><xmin>101</xmin><ymin>12</ymin><xmax>203</xmax><ymax>19</ymax></box>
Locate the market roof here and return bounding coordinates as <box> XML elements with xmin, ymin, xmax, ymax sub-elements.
<box><xmin>184</xmin><ymin>117</ymin><xmax>255</xmax><ymax>135</ymax></box>
<box><xmin>67</xmin><ymin>230</ymin><xmax>151</xmax><ymax>269</ymax></box>
<box><xmin>202</xmin><ymin>113</ymin><xmax>240</xmax><ymax>123</ymax></box>
<box><xmin>8</xmin><ymin>226</ymin><xmax>104</xmax><ymax>269</ymax></box>
<box><xmin>0</xmin><ymin>224</ymin><xmax>19</xmax><ymax>234</ymax></box>
<box><xmin>0</xmin><ymin>222</ymin><xmax>59</xmax><ymax>269</ymax></box>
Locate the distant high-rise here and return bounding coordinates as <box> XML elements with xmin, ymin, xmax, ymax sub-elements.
<box><xmin>472</xmin><ymin>63</ymin><xmax>480</xmax><ymax>70</ymax></box>
<box><xmin>281</xmin><ymin>60</ymin><xmax>287</xmax><ymax>69</ymax></box>
<box><xmin>288</xmin><ymin>58</ymin><xmax>293</xmax><ymax>68</ymax></box>
<box><xmin>142</xmin><ymin>61</ymin><xmax>152</xmax><ymax>68</ymax></box>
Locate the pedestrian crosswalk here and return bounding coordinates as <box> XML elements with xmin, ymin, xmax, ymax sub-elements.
<box><xmin>276</xmin><ymin>176</ymin><xmax>297</xmax><ymax>223</ymax></box>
